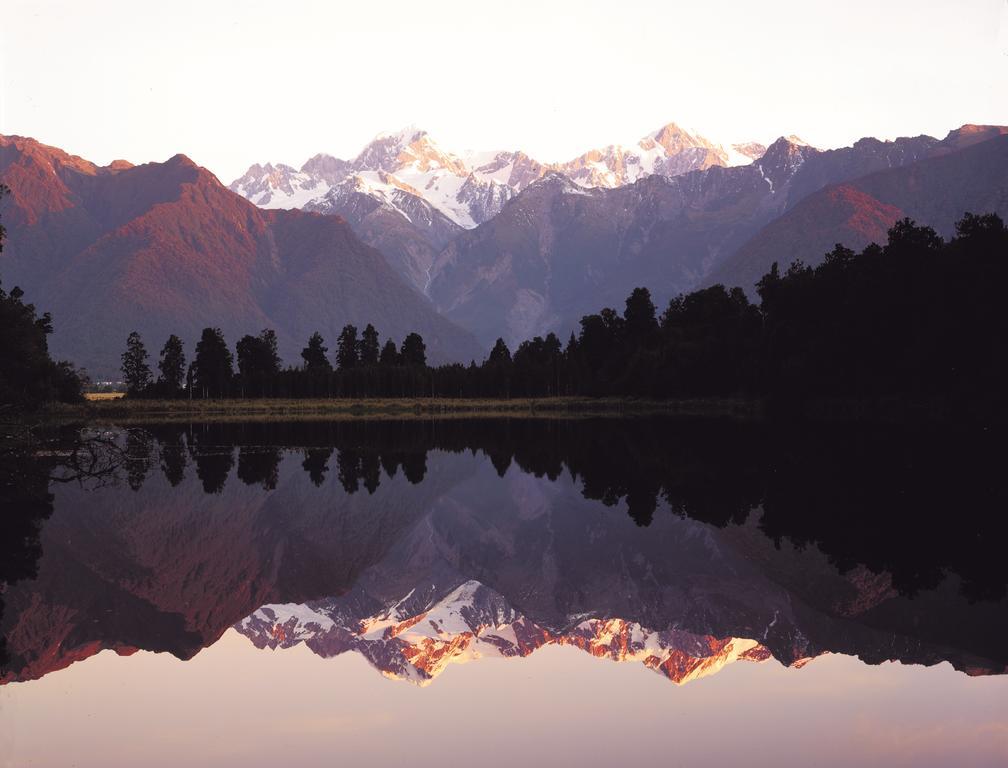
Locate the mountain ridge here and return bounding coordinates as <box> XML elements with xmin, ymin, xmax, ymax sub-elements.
<box><xmin>238</xmin><ymin>582</ymin><xmax>779</xmax><ymax>686</ymax></box>
<box><xmin>710</xmin><ymin>131</ymin><xmax>1008</xmax><ymax>293</ymax></box>
<box><xmin>0</xmin><ymin>135</ymin><xmax>484</xmax><ymax>376</ymax></box>
<box><xmin>228</xmin><ymin>121</ymin><xmax>765</xmax><ymax>227</ymax></box>
<box><xmin>427</xmin><ymin>127</ymin><xmax>1006</xmax><ymax>347</ymax></box>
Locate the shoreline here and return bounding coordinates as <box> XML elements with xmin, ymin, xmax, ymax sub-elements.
<box><xmin>36</xmin><ymin>396</ymin><xmax>762</xmax><ymax>424</ymax></box>
<box><xmin>11</xmin><ymin>394</ymin><xmax>1002</xmax><ymax>428</ymax></box>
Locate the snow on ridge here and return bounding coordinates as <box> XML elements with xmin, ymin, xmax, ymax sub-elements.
<box><xmin>229</xmin><ymin>120</ymin><xmax>769</xmax><ymax>227</ymax></box>
<box><xmin>373</xmin><ymin>124</ymin><xmax>426</xmax><ymax>145</ymax></box>
<box><xmin>233</xmin><ymin>581</ymin><xmax>781</xmax><ymax>687</ymax></box>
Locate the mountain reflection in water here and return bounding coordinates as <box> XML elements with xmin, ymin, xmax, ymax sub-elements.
<box><xmin>1</xmin><ymin>417</ymin><xmax>1006</xmax><ymax>688</ymax></box>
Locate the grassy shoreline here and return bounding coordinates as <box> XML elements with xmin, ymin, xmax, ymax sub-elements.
<box><xmin>38</xmin><ymin>396</ymin><xmax>762</xmax><ymax>423</ymax></box>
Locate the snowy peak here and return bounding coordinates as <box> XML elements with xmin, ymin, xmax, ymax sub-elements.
<box><xmin>469</xmin><ymin>150</ymin><xmax>548</xmax><ymax>191</ymax></box>
<box><xmin>228</xmin><ymin>119</ymin><xmax>766</xmax><ymax>226</ymax></box>
<box><xmin>731</xmin><ymin>141</ymin><xmax>768</xmax><ymax>162</ymax></box>
<box><xmin>758</xmin><ymin>135</ymin><xmax>814</xmax><ymax>164</ymax></box>
<box><xmin>227</xmin><ymin>161</ymin><xmax>328</xmax><ymax>209</ymax></box>
<box><xmin>556</xmin><ymin>122</ymin><xmax>759</xmax><ymax>189</ymax></box>
<box><xmin>527</xmin><ymin>171</ymin><xmax>595</xmax><ymax>197</ymax></box>
<box><xmin>648</xmin><ymin>122</ymin><xmax>718</xmax><ymax>154</ymax></box>
<box><xmin>299</xmin><ymin>152</ymin><xmax>351</xmax><ymax>183</ymax></box>
<box><xmin>643</xmin><ymin>122</ymin><xmax>763</xmax><ymax>170</ymax></box>
<box><xmin>308</xmin><ymin>171</ymin><xmax>458</xmax><ymax>234</ymax></box>
<box><xmin>236</xmin><ymin>580</ymin><xmax>785</xmax><ymax>686</ymax></box>
<box><xmin>353</xmin><ymin>126</ymin><xmax>468</xmax><ymax>177</ymax></box>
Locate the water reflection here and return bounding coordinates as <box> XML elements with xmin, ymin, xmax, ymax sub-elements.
<box><xmin>1</xmin><ymin>418</ymin><xmax>1006</xmax><ymax>686</ymax></box>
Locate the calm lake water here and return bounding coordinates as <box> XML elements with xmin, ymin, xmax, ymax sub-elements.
<box><xmin>1</xmin><ymin>418</ymin><xmax>1006</xmax><ymax>767</ymax></box>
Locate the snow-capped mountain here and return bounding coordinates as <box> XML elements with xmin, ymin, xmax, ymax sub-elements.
<box><xmin>555</xmin><ymin>123</ymin><xmax>764</xmax><ymax>188</ymax></box>
<box><xmin>229</xmin><ymin>122</ymin><xmax>765</xmax><ymax>228</ymax></box>
<box><xmin>303</xmin><ymin>173</ymin><xmax>463</xmax><ymax>292</ymax></box>
<box><xmin>229</xmin><ymin>161</ymin><xmax>329</xmax><ymax>209</ymax></box>
<box><xmin>237</xmin><ymin>580</ymin><xmax>778</xmax><ymax>686</ymax></box>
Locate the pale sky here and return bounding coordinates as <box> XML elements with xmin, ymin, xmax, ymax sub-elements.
<box><xmin>3</xmin><ymin>0</ymin><xmax>1007</xmax><ymax>182</ymax></box>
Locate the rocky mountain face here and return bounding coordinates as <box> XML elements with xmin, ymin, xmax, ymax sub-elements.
<box><xmin>228</xmin><ymin>122</ymin><xmax>761</xmax><ymax>228</ymax></box>
<box><xmin>427</xmin><ymin>169</ymin><xmax>779</xmax><ymax>346</ymax></box>
<box><xmin>428</xmin><ymin>129</ymin><xmax>1002</xmax><ymax>347</ymax></box>
<box><xmin>228</xmin><ymin>124</ymin><xmax>1006</xmax><ymax>352</ymax></box>
<box><xmin>0</xmin><ymin>135</ymin><xmax>483</xmax><ymax>376</ymax></box>
<box><xmin>710</xmin><ymin>129</ymin><xmax>1008</xmax><ymax>293</ymax></box>
<box><xmin>304</xmin><ymin>174</ymin><xmax>463</xmax><ymax>293</ymax></box>
<box><xmin>227</xmin><ymin>123</ymin><xmax>764</xmax><ymax>301</ymax></box>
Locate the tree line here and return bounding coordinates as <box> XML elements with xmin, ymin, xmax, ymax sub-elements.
<box><xmin>118</xmin><ymin>212</ymin><xmax>1008</xmax><ymax>410</ymax></box>
<box><xmin>2</xmin><ymin>178</ymin><xmax>1005</xmax><ymax>411</ymax></box>
<box><xmin>120</xmin><ymin>324</ymin><xmax>434</xmax><ymax>399</ymax></box>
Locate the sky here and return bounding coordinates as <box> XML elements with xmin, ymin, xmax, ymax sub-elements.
<box><xmin>3</xmin><ymin>632</ymin><xmax>1007</xmax><ymax>767</ymax></box>
<box><xmin>2</xmin><ymin>0</ymin><xmax>1008</xmax><ymax>182</ymax></box>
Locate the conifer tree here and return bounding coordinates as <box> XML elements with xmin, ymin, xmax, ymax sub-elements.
<box><xmin>301</xmin><ymin>332</ymin><xmax>332</xmax><ymax>372</ymax></box>
<box><xmin>157</xmin><ymin>334</ymin><xmax>186</xmax><ymax>396</ymax></box>
<box><xmin>336</xmin><ymin>325</ymin><xmax>359</xmax><ymax>370</ymax></box>
<box><xmin>193</xmin><ymin>327</ymin><xmax>233</xmax><ymax>398</ymax></box>
<box><xmin>121</xmin><ymin>331</ymin><xmax>152</xmax><ymax>396</ymax></box>
<box><xmin>400</xmin><ymin>333</ymin><xmax>426</xmax><ymax>367</ymax></box>
<box><xmin>359</xmin><ymin>324</ymin><xmax>380</xmax><ymax>366</ymax></box>
<box><xmin>379</xmin><ymin>339</ymin><xmax>400</xmax><ymax>366</ymax></box>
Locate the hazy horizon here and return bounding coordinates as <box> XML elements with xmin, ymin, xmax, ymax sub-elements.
<box><xmin>3</xmin><ymin>0</ymin><xmax>1008</xmax><ymax>181</ymax></box>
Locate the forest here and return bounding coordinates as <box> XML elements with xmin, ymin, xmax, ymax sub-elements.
<box><xmin>114</xmin><ymin>213</ymin><xmax>1008</xmax><ymax>410</ymax></box>
<box><xmin>3</xmin><ymin>203</ymin><xmax>1007</xmax><ymax>413</ymax></box>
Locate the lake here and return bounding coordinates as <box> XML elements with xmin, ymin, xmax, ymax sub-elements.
<box><xmin>1</xmin><ymin>417</ymin><xmax>1006</xmax><ymax>766</ymax></box>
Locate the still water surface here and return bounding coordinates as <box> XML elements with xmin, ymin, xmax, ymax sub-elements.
<box><xmin>1</xmin><ymin>418</ymin><xmax>1006</xmax><ymax>766</ymax></box>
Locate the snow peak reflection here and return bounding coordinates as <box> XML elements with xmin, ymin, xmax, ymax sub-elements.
<box><xmin>1</xmin><ymin>416</ymin><xmax>1005</xmax><ymax>687</ymax></box>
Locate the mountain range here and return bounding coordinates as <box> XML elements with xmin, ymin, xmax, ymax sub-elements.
<box><xmin>1</xmin><ymin>122</ymin><xmax>1006</xmax><ymax>374</ymax></box>
<box><xmin>231</xmin><ymin>122</ymin><xmax>1008</xmax><ymax>349</ymax></box>
<box><xmin>0</xmin><ymin>135</ymin><xmax>482</xmax><ymax>376</ymax></box>
<box><xmin>3</xmin><ymin>435</ymin><xmax>1004</xmax><ymax>685</ymax></box>
<box><xmin>239</xmin><ymin>582</ymin><xmax>777</xmax><ymax>686</ymax></box>
<box><xmin>229</xmin><ymin>123</ymin><xmax>765</xmax><ymax>227</ymax></box>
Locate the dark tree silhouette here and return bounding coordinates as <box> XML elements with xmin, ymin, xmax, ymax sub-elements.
<box><xmin>301</xmin><ymin>332</ymin><xmax>332</xmax><ymax>373</ymax></box>
<box><xmin>485</xmin><ymin>338</ymin><xmax>513</xmax><ymax>397</ymax></box>
<box><xmin>236</xmin><ymin>447</ymin><xmax>281</xmax><ymax>490</ymax></box>
<box><xmin>193</xmin><ymin>328</ymin><xmax>233</xmax><ymax>398</ymax></box>
<box><xmin>624</xmin><ymin>286</ymin><xmax>659</xmax><ymax>349</ymax></box>
<box><xmin>0</xmin><ymin>279</ymin><xmax>85</xmax><ymax>407</ymax></box>
<box><xmin>236</xmin><ymin>328</ymin><xmax>281</xmax><ymax>397</ymax></box>
<box><xmin>400</xmin><ymin>333</ymin><xmax>426</xmax><ymax>367</ymax></box>
<box><xmin>336</xmin><ymin>325</ymin><xmax>359</xmax><ymax>370</ymax></box>
<box><xmin>96</xmin><ymin>212</ymin><xmax>1005</xmax><ymax>411</ymax></box>
<box><xmin>190</xmin><ymin>442</ymin><xmax>234</xmax><ymax>494</ymax></box>
<box><xmin>157</xmin><ymin>334</ymin><xmax>186</xmax><ymax>397</ymax></box>
<box><xmin>302</xmin><ymin>448</ymin><xmax>333</xmax><ymax>486</ymax></box>
<box><xmin>657</xmin><ymin>285</ymin><xmax>761</xmax><ymax>396</ymax></box>
<box><xmin>121</xmin><ymin>331</ymin><xmax>152</xmax><ymax>396</ymax></box>
<box><xmin>157</xmin><ymin>425</ymin><xmax>188</xmax><ymax>486</ymax></box>
<box><xmin>489</xmin><ymin>338</ymin><xmax>512</xmax><ymax>365</ymax></box>
<box><xmin>359</xmin><ymin>324</ymin><xmax>380</xmax><ymax>366</ymax></box>
<box><xmin>379</xmin><ymin>339</ymin><xmax>400</xmax><ymax>366</ymax></box>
